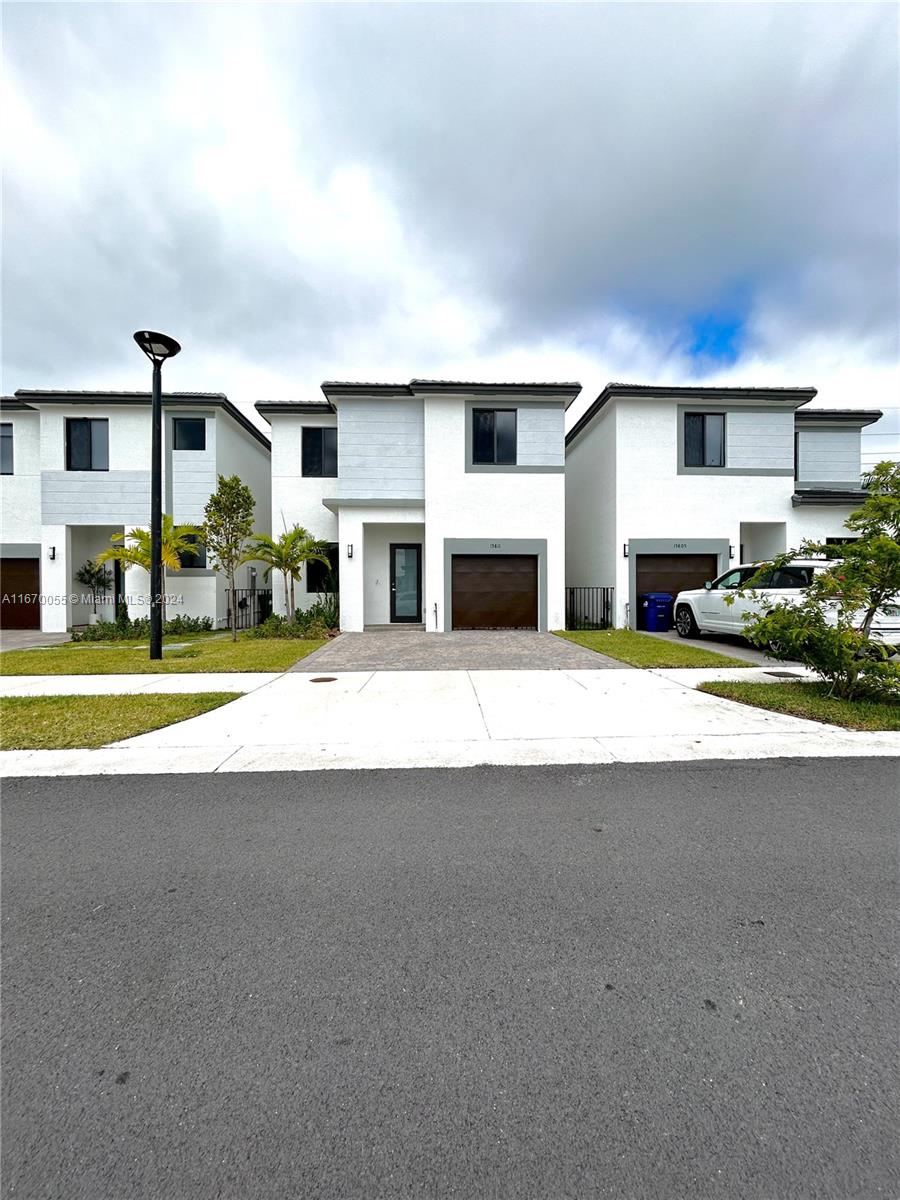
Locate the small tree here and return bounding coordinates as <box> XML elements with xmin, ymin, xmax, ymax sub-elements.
<box><xmin>203</xmin><ymin>474</ymin><xmax>256</xmax><ymax>641</ymax></box>
<box><xmin>737</xmin><ymin>461</ymin><xmax>900</xmax><ymax>699</ymax></box>
<box><xmin>75</xmin><ymin>560</ymin><xmax>113</xmax><ymax>617</ymax></box>
<box><xmin>248</xmin><ymin>526</ymin><xmax>330</xmax><ymax>616</ymax></box>
<box><xmin>97</xmin><ymin>516</ymin><xmax>200</xmax><ymax>622</ymax></box>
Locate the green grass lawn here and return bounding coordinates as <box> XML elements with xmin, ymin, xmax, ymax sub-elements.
<box><xmin>0</xmin><ymin>634</ymin><xmax>325</xmax><ymax>676</ymax></box>
<box><xmin>698</xmin><ymin>681</ymin><xmax>900</xmax><ymax>731</ymax></box>
<box><xmin>555</xmin><ymin>629</ymin><xmax>751</xmax><ymax>669</ymax></box>
<box><xmin>0</xmin><ymin>692</ymin><xmax>239</xmax><ymax>749</ymax></box>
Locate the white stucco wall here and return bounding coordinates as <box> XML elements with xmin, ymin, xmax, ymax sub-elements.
<box><xmin>565</xmin><ymin>405</ymin><xmax>616</xmax><ymax>590</ymax></box>
<box><xmin>786</xmin><ymin>504</ymin><xmax>861</xmax><ymax>547</ymax></box>
<box><xmin>1</xmin><ymin>410</ymin><xmax>41</xmax><ymax>545</ymax></box>
<box><xmin>423</xmin><ymin>396</ymin><xmax>565</xmax><ymax>631</ymax></box>
<box><xmin>266</xmin><ymin>412</ymin><xmax>338</xmax><ymax>615</ymax></box>
<box><xmin>211</xmin><ymin>409</ymin><xmax>273</xmax><ymax>624</ymax></box>
<box><xmin>214</xmin><ymin>410</ymin><xmax>271</xmax><ymax>533</ymax></box>
<box><xmin>39</xmin><ymin>525</ymin><xmax>70</xmax><ymax>632</ymax></box>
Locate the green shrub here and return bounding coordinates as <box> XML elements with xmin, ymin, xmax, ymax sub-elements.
<box><xmin>248</xmin><ymin>599</ymin><xmax>337</xmax><ymax>640</ymax></box>
<box><xmin>71</xmin><ymin>614</ymin><xmax>214</xmax><ymax>642</ymax></box>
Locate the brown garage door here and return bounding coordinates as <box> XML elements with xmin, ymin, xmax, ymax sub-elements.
<box><xmin>1</xmin><ymin>559</ymin><xmax>40</xmax><ymax>629</ymax></box>
<box><xmin>635</xmin><ymin>554</ymin><xmax>719</xmax><ymax>601</ymax></box>
<box><xmin>451</xmin><ymin>555</ymin><xmax>538</xmax><ymax>630</ymax></box>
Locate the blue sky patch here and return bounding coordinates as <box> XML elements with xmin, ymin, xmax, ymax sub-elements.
<box><xmin>686</xmin><ymin>312</ymin><xmax>746</xmax><ymax>364</ymax></box>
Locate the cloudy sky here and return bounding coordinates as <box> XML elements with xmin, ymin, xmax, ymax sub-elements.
<box><xmin>2</xmin><ymin>1</ymin><xmax>898</xmax><ymax>455</ymax></box>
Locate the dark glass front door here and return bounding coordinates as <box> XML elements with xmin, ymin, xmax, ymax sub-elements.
<box><xmin>390</xmin><ymin>544</ymin><xmax>421</xmax><ymax>623</ymax></box>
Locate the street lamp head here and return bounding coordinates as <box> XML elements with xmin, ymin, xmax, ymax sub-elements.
<box><xmin>133</xmin><ymin>330</ymin><xmax>181</xmax><ymax>364</ymax></box>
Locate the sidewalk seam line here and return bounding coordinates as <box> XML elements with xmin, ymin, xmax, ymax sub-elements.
<box><xmin>213</xmin><ymin>747</ymin><xmax>243</xmax><ymax>773</ymax></box>
<box><xmin>466</xmin><ymin>671</ymin><xmax>492</xmax><ymax>739</ymax></box>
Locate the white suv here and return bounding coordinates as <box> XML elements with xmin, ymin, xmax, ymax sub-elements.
<box><xmin>673</xmin><ymin>559</ymin><xmax>900</xmax><ymax>642</ymax></box>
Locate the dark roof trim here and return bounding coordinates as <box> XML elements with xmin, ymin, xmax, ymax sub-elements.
<box><xmin>321</xmin><ymin>382</ymin><xmax>412</xmax><ymax>398</ymax></box>
<box><xmin>14</xmin><ymin>389</ymin><xmax>270</xmax><ymax>452</ymax></box>
<box><xmin>1</xmin><ymin>398</ymin><xmax>35</xmax><ymax>411</ymax></box>
<box><xmin>255</xmin><ymin>401</ymin><xmax>335</xmax><ymax>420</ymax></box>
<box><xmin>320</xmin><ymin>379</ymin><xmax>582</xmax><ymax>404</ymax></box>
<box><xmin>794</xmin><ymin>409</ymin><xmax>882</xmax><ymax>427</ymax></box>
<box><xmin>16</xmin><ymin>389</ymin><xmax>228</xmax><ymax>400</ymax></box>
<box><xmin>567</xmin><ymin>382</ymin><xmax>819</xmax><ymax>446</ymax></box>
<box><xmin>410</xmin><ymin>379</ymin><xmax>581</xmax><ymax>401</ymax></box>
<box><xmin>791</xmin><ymin>488</ymin><xmax>868</xmax><ymax>507</ymax></box>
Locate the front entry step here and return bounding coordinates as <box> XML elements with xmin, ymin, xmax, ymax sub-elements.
<box><xmin>363</xmin><ymin>623</ymin><xmax>426</xmax><ymax>632</ymax></box>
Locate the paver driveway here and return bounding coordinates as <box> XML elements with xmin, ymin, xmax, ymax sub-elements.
<box><xmin>293</xmin><ymin>629</ymin><xmax>624</xmax><ymax>671</ymax></box>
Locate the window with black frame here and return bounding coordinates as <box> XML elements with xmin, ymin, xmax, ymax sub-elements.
<box><xmin>66</xmin><ymin>418</ymin><xmax>109</xmax><ymax>471</ymax></box>
<box><xmin>178</xmin><ymin>534</ymin><xmax>207</xmax><ymax>569</ymax></box>
<box><xmin>0</xmin><ymin>424</ymin><xmax>12</xmax><ymax>475</ymax></box>
<box><xmin>307</xmin><ymin>543</ymin><xmax>339</xmax><ymax>593</ymax></box>
<box><xmin>302</xmin><ymin>427</ymin><xmax>338</xmax><ymax>477</ymax></box>
<box><xmin>173</xmin><ymin>418</ymin><xmax>206</xmax><ymax>451</ymax></box>
<box><xmin>472</xmin><ymin>409</ymin><xmax>517</xmax><ymax>465</ymax></box>
<box><xmin>684</xmin><ymin>412</ymin><xmax>725</xmax><ymax>468</ymax></box>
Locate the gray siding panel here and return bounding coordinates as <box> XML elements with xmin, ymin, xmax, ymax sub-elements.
<box><xmin>42</xmin><ymin>470</ymin><xmax>151</xmax><ymax>525</ymax></box>
<box><xmin>517</xmin><ymin>406</ymin><xmax>565</xmax><ymax>467</ymax></box>
<box><xmin>797</xmin><ymin>428</ymin><xmax>860</xmax><ymax>484</ymax></box>
<box><xmin>337</xmin><ymin>398</ymin><xmax>424</xmax><ymax>500</ymax></box>
<box><xmin>171</xmin><ymin>450</ymin><xmax>216</xmax><ymax>522</ymax></box>
<box><xmin>726</xmin><ymin>410</ymin><xmax>794</xmax><ymax>470</ymax></box>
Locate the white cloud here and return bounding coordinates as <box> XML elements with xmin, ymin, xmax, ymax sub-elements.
<box><xmin>1</xmin><ymin>0</ymin><xmax>896</xmax><ymax>450</ymax></box>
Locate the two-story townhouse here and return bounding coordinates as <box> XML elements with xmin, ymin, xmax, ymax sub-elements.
<box><xmin>565</xmin><ymin>383</ymin><xmax>882</xmax><ymax>629</ymax></box>
<box><xmin>0</xmin><ymin>390</ymin><xmax>271</xmax><ymax>632</ymax></box>
<box><xmin>258</xmin><ymin>379</ymin><xmax>579</xmax><ymax>632</ymax></box>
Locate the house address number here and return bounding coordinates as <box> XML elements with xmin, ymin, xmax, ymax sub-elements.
<box><xmin>672</xmin><ymin>543</ymin><xmax>687</xmax><ymax>549</ymax></box>
<box><xmin>489</xmin><ymin>542</ymin><xmax>502</xmax><ymax>549</ymax></box>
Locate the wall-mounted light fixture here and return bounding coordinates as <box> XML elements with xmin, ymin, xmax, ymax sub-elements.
<box><xmin>48</xmin><ymin>546</ymin><xmax>56</xmax><ymax>561</ymax></box>
<box><xmin>622</xmin><ymin>543</ymin><xmax>629</xmax><ymax>558</ymax></box>
<box><xmin>729</xmin><ymin>545</ymin><xmax>735</xmax><ymax>560</ymax></box>
<box><xmin>347</xmin><ymin>543</ymin><xmax>353</xmax><ymax>559</ymax></box>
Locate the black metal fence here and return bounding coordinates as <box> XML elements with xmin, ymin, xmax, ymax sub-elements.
<box><xmin>565</xmin><ymin>586</ymin><xmax>614</xmax><ymax>630</ymax></box>
<box><xmin>225</xmin><ymin>588</ymin><xmax>273</xmax><ymax>630</ymax></box>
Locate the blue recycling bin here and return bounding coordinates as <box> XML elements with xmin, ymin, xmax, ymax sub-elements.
<box><xmin>637</xmin><ymin>592</ymin><xmax>674</xmax><ymax>632</ymax></box>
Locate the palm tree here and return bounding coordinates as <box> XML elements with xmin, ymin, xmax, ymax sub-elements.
<box><xmin>97</xmin><ymin>516</ymin><xmax>202</xmax><ymax>620</ymax></box>
<box><xmin>249</xmin><ymin>526</ymin><xmax>331</xmax><ymax>617</ymax></box>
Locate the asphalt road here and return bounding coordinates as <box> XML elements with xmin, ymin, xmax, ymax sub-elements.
<box><xmin>3</xmin><ymin>760</ymin><xmax>898</xmax><ymax>1200</ymax></box>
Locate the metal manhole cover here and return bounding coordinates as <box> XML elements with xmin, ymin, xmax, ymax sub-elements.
<box><xmin>765</xmin><ymin>671</ymin><xmax>801</xmax><ymax>679</ymax></box>
<box><xmin>310</xmin><ymin>676</ymin><xmax>337</xmax><ymax>683</ymax></box>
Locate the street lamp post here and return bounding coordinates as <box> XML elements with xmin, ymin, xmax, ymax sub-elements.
<box><xmin>133</xmin><ymin>330</ymin><xmax>181</xmax><ymax>661</ymax></box>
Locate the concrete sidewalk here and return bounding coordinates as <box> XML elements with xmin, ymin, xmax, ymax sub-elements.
<box><xmin>2</xmin><ymin>665</ymin><xmax>897</xmax><ymax>776</ymax></box>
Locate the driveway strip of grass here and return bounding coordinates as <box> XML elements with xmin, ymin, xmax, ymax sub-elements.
<box><xmin>698</xmin><ymin>681</ymin><xmax>900</xmax><ymax>731</ymax></box>
<box><xmin>555</xmin><ymin>629</ymin><xmax>751</xmax><ymax>668</ymax></box>
<box><xmin>0</xmin><ymin>693</ymin><xmax>239</xmax><ymax>749</ymax></box>
<box><xmin>0</xmin><ymin>635</ymin><xmax>325</xmax><ymax>676</ymax></box>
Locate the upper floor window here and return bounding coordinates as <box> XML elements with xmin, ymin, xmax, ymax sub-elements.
<box><xmin>302</xmin><ymin>426</ymin><xmax>337</xmax><ymax>477</ymax></box>
<box><xmin>178</xmin><ymin>534</ymin><xmax>207</xmax><ymax>569</ymax></box>
<box><xmin>0</xmin><ymin>424</ymin><xmax>12</xmax><ymax>475</ymax></box>
<box><xmin>473</xmin><ymin>409</ymin><xmax>517</xmax><ymax>465</ymax></box>
<box><xmin>684</xmin><ymin>412</ymin><xmax>725</xmax><ymax>468</ymax></box>
<box><xmin>173</xmin><ymin>418</ymin><xmax>206</xmax><ymax>451</ymax></box>
<box><xmin>306</xmin><ymin>543</ymin><xmax>339</xmax><ymax>593</ymax></box>
<box><xmin>66</xmin><ymin>418</ymin><xmax>109</xmax><ymax>471</ymax></box>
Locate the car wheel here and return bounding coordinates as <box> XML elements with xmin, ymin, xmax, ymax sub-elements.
<box><xmin>675</xmin><ymin>605</ymin><xmax>700</xmax><ymax>638</ymax></box>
